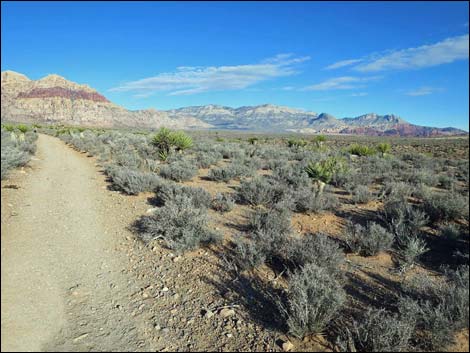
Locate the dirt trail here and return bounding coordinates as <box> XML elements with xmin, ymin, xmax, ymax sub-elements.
<box><xmin>1</xmin><ymin>134</ymin><xmax>153</xmax><ymax>352</ymax></box>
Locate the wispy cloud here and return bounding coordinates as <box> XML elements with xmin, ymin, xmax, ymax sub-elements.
<box><xmin>302</xmin><ymin>76</ymin><xmax>380</xmax><ymax>91</ymax></box>
<box><xmin>325</xmin><ymin>34</ymin><xmax>469</xmax><ymax>73</ymax></box>
<box><xmin>405</xmin><ymin>86</ymin><xmax>442</xmax><ymax>96</ymax></box>
<box><xmin>351</xmin><ymin>92</ymin><xmax>368</xmax><ymax>97</ymax></box>
<box><xmin>355</xmin><ymin>34</ymin><xmax>469</xmax><ymax>72</ymax></box>
<box><xmin>324</xmin><ymin>58</ymin><xmax>363</xmax><ymax>70</ymax></box>
<box><xmin>110</xmin><ymin>54</ymin><xmax>310</xmax><ymax>96</ymax></box>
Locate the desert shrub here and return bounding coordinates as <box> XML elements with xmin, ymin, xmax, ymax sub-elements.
<box><xmin>156</xmin><ymin>183</ymin><xmax>211</xmax><ymax>208</ymax></box>
<box><xmin>278</xmin><ymin>263</ymin><xmax>346</xmax><ymax>338</ymax></box>
<box><xmin>105</xmin><ymin>165</ymin><xmax>163</xmax><ymax>195</ymax></box>
<box><xmin>1</xmin><ymin>129</ymin><xmax>37</xmax><ymax>179</ymax></box>
<box><xmin>399</xmin><ymin>266</ymin><xmax>469</xmax><ymax>350</ymax></box>
<box><xmin>248</xmin><ymin>207</ymin><xmax>292</xmax><ymax>240</ymax></box>
<box><xmin>245</xmin><ymin>207</ymin><xmax>292</xmax><ymax>262</ymax></box>
<box><xmin>238</xmin><ymin>177</ymin><xmax>289</xmax><ymax>207</ymax></box>
<box><xmin>218</xmin><ymin>144</ymin><xmax>245</xmax><ymax>159</ymax></box>
<box><xmin>336</xmin><ymin>308</ymin><xmax>414</xmax><ymax>352</ymax></box>
<box><xmin>344</xmin><ymin>221</ymin><xmax>394</xmax><ymax>257</ymax></box>
<box><xmin>382</xmin><ymin>200</ymin><xmax>428</xmax><ymax>246</ymax></box>
<box><xmin>112</xmin><ymin>149</ymin><xmax>142</xmax><ymax>169</ymax></box>
<box><xmin>286</xmin><ymin>233</ymin><xmax>345</xmax><ymax>276</ymax></box>
<box><xmin>271</xmin><ymin>164</ymin><xmax>310</xmax><ymax>189</ymax></box>
<box><xmin>232</xmin><ymin>237</ymin><xmax>267</xmax><ymax>270</ymax></box>
<box><xmin>207</xmin><ymin>161</ymin><xmax>254</xmax><ymax>182</ymax></box>
<box><xmin>195</xmin><ymin>151</ymin><xmax>222</xmax><ymax>168</ymax></box>
<box><xmin>350</xmin><ymin>185</ymin><xmax>373</xmax><ymax>204</ymax></box>
<box><xmin>439</xmin><ymin>223</ymin><xmax>461</xmax><ymax>241</ymax></box>
<box><xmin>438</xmin><ymin>174</ymin><xmax>455</xmax><ymax>190</ymax></box>
<box><xmin>405</xmin><ymin>169</ymin><xmax>439</xmax><ymax>187</ymax></box>
<box><xmin>396</xmin><ymin>236</ymin><xmax>429</xmax><ymax>271</ymax></box>
<box><xmin>135</xmin><ymin>195</ymin><xmax>221</xmax><ymax>252</ymax></box>
<box><xmin>380</xmin><ymin>181</ymin><xmax>412</xmax><ymax>202</ymax></box>
<box><xmin>293</xmin><ymin>186</ymin><xmax>338</xmax><ymax>213</ymax></box>
<box><xmin>348</xmin><ymin>144</ymin><xmax>376</xmax><ymax>156</ymax></box>
<box><xmin>207</xmin><ymin>166</ymin><xmax>234</xmax><ymax>182</ymax></box>
<box><xmin>159</xmin><ymin>158</ymin><xmax>197</xmax><ymax>181</ymax></box>
<box><xmin>211</xmin><ymin>192</ymin><xmax>235</xmax><ymax>213</ymax></box>
<box><xmin>287</xmin><ymin>138</ymin><xmax>308</xmax><ymax>148</ymax></box>
<box><xmin>422</xmin><ymin>191</ymin><xmax>468</xmax><ymax>223</ymax></box>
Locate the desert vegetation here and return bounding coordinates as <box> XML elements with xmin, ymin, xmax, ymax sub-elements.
<box><xmin>1</xmin><ymin>123</ymin><xmax>38</xmax><ymax>179</ymax></box>
<box><xmin>34</xmin><ymin>124</ymin><xmax>469</xmax><ymax>351</ymax></box>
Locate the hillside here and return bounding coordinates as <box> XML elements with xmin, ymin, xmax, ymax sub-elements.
<box><xmin>1</xmin><ymin>71</ymin><xmax>466</xmax><ymax>136</ymax></box>
<box><xmin>0</xmin><ymin>71</ymin><xmax>211</xmax><ymax>129</ymax></box>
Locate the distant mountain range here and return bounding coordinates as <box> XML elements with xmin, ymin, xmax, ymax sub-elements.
<box><xmin>1</xmin><ymin>71</ymin><xmax>467</xmax><ymax>137</ymax></box>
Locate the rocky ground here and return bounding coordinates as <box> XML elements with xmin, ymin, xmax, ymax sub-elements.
<box><xmin>1</xmin><ymin>134</ymin><xmax>468</xmax><ymax>352</ymax></box>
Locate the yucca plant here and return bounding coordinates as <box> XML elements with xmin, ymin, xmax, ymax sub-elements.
<box><xmin>151</xmin><ymin>127</ymin><xmax>193</xmax><ymax>158</ymax></box>
<box><xmin>152</xmin><ymin>127</ymin><xmax>173</xmax><ymax>155</ymax></box>
<box><xmin>170</xmin><ymin>130</ymin><xmax>193</xmax><ymax>151</ymax></box>
<box><xmin>2</xmin><ymin>124</ymin><xmax>15</xmax><ymax>132</ymax></box>
<box><xmin>287</xmin><ymin>138</ymin><xmax>308</xmax><ymax>148</ymax></box>
<box><xmin>348</xmin><ymin>143</ymin><xmax>377</xmax><ymax>156</ymax></box>
<box><xmin>305</xmin><ymin>157</ymin><xmax>344</xmax><ymax>184</ymax></box>
<box><xmin>377</xmin><ymin>142</ymin><xmax>391</xmax><ymax>156</ymax></box>
<box><xmin>17</xmin><ymin>124</ymin><xmax>30</xmax><ymax>134</ymax></box>
<box><xmin>313</xmin><ymin>135</ymin><xmax>326</xmax><ymax>148</ymax></box>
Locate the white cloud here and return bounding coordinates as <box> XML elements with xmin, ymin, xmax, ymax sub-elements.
<box><xmin>324</xmin><ymin>58</ymin><xmax>363</xmax><ymax>70</ymax></box>
<box><xmin>302</xmin><ymin>76</ymin><xmax>380</xmax><ymax>91</ymax></box>
<box><xmin>110</xmin><ymin>54</ymin><xmax>310</xmax><ymax>96</ymax></box>
<box><xmin>406</xmin><ymin>86</ymin><xmax>442</xmax><ymax>96</ymax></box>
<box><xmin>354</xmin><ymin>34</ymin><xmax>469</xmax><ymax>72</ymax></box>
<box><xmin>351</xmin><ymin>92</ymin><xmax>368</xmax><ymax>97</ymax></box>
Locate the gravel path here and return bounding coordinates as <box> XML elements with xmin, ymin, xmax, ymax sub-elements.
<box><xmin>1</xmin><ymin>134</ymin><xmax>153</xmax><ymax>352</ymax></box>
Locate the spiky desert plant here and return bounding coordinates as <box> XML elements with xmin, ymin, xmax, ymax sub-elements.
<box><xmin>152</xmin><ymin>127</ymin><xmax>173</xmax><ymax>156</ymax></box>
<box><xmin>305</xmin><ymin>157</ymin><xmax>344</xmax><ymax>184</ymax></box>
<box><xmin>377</xmin><ymin>142</ymin><xmax>391</xmax><ymax>156</ymax></box>
<box><xmin>170</xmin><ymin>130</ymin><xmax>193</xmax><ymax>151</ymax></box>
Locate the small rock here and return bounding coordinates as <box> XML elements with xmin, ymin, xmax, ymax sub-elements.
<box><xmin>203</xmin><ymin>310</ymin><xmax>214</xmax><ymax>319</ymax></box>
<box><xmin>172</xmin><ymin>256</ymin><xmax>182</xmax><ymax>262</ymax></box>
<box><xmin>73</xmin><ymin>333</ymin><xmax>89</xmax><ymax>343</ymax></box>
<box><xmin>219</xmin><ymin>308</ymin><xmax>235</xmax><ymax>318</ymax></box>
<box><xmin>281</xmin><ymin>340</ymin><xmax>294</xmax><ymax>352</ymax></box>
<box><xmin>154</xmin><ymin>324</ymin><xmax>161</xmax><ymax>331</ymax></box>
<box><xmin>226</xmin><ymin>333</ymin><xmax>233</xmax><ymax>338</ymax></box>
<box><xmin>161</xmin><ymin>287</ymin><xmax>169</xmax><ymax>293</ymax></box>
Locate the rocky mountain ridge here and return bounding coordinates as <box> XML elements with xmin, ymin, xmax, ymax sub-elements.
<box><xmin>1</xmin><ymin>71</ymin><xmax>466</xmax><ymax>136</ymax></box>
<box><xmin>1</xmin><ymin>71</ymin><xmax>211</xmax><ymax>129</ymax></box>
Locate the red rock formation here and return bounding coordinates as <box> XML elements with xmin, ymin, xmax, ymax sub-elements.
<box><xmin>17</xmin><ymin>87</ymin><xmax>110</xmax><ymax>103</ymax></box>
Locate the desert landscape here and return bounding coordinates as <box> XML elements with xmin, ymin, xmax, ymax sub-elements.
<box><xmin>1</xmin><ymin>1</ymin><xmax>469</xmax><ymax>352</ymax></box>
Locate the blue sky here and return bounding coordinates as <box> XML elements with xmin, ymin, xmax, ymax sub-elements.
<box><xmin>2</xmin><ymin>1</ymin><xmax>469</xmax><ymax>130</ymax></box>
